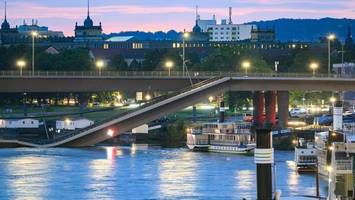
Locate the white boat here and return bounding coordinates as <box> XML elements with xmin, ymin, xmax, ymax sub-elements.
<box><xmin>294</xmin><ymin>138</ymin><xmax>317</xmax><ymax>172</ymax></box>
<box><xmin>187</xmin><ymin>121</ymin><xmax>255</xmax><ymax>154</ymax></box>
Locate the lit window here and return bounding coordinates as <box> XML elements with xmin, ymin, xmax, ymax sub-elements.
<box><xmin>103</xmin><ymin>43</ymin><xmax>109</xmax><ymax>49</ymax></box>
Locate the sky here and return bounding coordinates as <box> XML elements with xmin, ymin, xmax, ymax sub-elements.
<box><xmin>1</xmin><ymin>0</ymin><xmax>355</xmax><ymax>36</ymax></box>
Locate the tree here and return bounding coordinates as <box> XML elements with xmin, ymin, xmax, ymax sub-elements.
<box><xmin>129</xmin><ymin>59</ymin><xmax>141</xmax><ymax>71</ymax></box>
<box><xmin>110</xmin><ymin>54</ymin><xmax>128</xmax><ymax>71</ymax></box>
<box><xmin>142</xmin><ymin>50</ymin><xmax>166</xmax><ymax>71</ymax></box>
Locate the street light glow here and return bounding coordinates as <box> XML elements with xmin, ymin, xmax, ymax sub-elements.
<box><xmin>310</xmin><ymin>62</ymin><xmax>319</xmax><ymax>70</ymax></box>
<box><xmin>165</xmin><ymin>61</ymin><xmax>174</xmax><ymax>69</ymax></box>
<box><xmin>242</xmin><ymin>61</ymin><xmax>251</xmax><ymax>76</ymax></box>
<box><xmin>145</xmin><ymin>94</ymin><xmax>152</xmax><ymax>101</ymax></box>
<box><xmin>31</xmin><ymin>31</ymin><xmax>39</xmax><ymax>37</ymax></box>
<box><xmin>183</xmin><ymin>32</ymin><xmax>190</xmax><ymax>38</ymax></box>
<box><xmin>96</xmin><ymin>60</ymin><xmax>105</xmax><ymax>68</ymax></box>
<box><xmin>327</xmin><ymin>34</ymin><xmax>336</xmax><ymax>40</ymax></box>
<box><xmin>242</xmin><ymin>61</ymin><xmax>251</xmax><ymax>69</ymax></box>
<box><xmin>310</xmin><ymin>62</ymin><xmax>319</xmax><ymax>76</ymax></box>
<box><xmin>16</xmin><ymin>60</ymin><xmax>26</xmax><ymax>68</ymax></box>
<box><xmin>330</xmin><ymin>96</ymin><xmax>336</xmax><ymax>103</ymax></box>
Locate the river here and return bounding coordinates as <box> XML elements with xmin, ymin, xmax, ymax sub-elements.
<box><xmin>0</xmin><ymin>145</ymin><xmax>327</xmax><ymax>200</ymax></box>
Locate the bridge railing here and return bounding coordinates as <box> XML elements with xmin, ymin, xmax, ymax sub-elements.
<box><xmin>0</xmin><ymin>70</ymin><xmax>353</xmax><ymax>79</ymax></box>
<box><xmin>27</xmin><ymin>76</ymin><xmax>224</xmax><ymax>145</ymax></box>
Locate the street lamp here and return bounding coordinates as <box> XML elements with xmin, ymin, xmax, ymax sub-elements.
<box><xmin>310</xmin><ymin>62</ymin><xmax>319</xmax><ymax>77</ymax></box>
<box><xmin>242</xmin><ymin>61</ymin><xmax>251</xmax><ymax>77</ymax></box>
<box><xmin>16</xmin><ymin>60</ymin><xmax>26</xmax><ymax>76</ymax></box>
<box><xmin>96</xmin><ymin>60</ymin><xmax>105</xmax><ymax>76</ymax></box>
<box><xmin>145</xmin><ymin>94</ymin><xmax>152</xmax><ymax>101</ymax></box>
<box><xmin>31</xmin><ymin>31</ymin><xmax>38</xmax><ymax>76</ymax></box>
<box><xmin>182</xmin><ymin>31</ymin><xmax>190</xmax><ymax>76</ymax></box>
<box><xmin>330</xmin><ymin>96</ymin><xmax>336</xmax><ymax>109</ymax></box>
<box><xmin>165</xmin><ymin>61</ymin><xmax>174</xmax><ymax>76</ymax></box>
<box><xmin>327</xmin><ymin>34</ymin><xmax>336</xmax><ymax>76</ymax></box>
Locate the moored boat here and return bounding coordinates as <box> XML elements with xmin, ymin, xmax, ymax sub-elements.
<box><xmin>187</xmin><ymin>121</ymin><xmax>255</xmax><ymax>154</ymax></box>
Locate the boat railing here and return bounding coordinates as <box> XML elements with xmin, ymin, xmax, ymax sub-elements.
<box><xmin>335</xmin><ymin>159</ymin><xmax>353</xmax><ymax>173</ymax></box>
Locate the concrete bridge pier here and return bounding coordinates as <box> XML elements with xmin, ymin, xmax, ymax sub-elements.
<box><xmin>264</xmin><ymin>91</ymin><xmax>277</xmax><ymax>128</ymax></box>
<box><xmin>253</xmin><ymin>91</ymin><xmax>265</xmax><ymax>128</ymax></box>
<box><xmin>277</xmin><ymin>91</ymin><xmax>289</xmax><ymax>129</ymax></box>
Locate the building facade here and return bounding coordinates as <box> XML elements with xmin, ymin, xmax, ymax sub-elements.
<box><xmin>74</xmin><ymin>0</ymin><xmax>103</xmax><ymax>43</ymax></box>
<box><xmin>18</xmin><ymin>20</ymin><xmax>64</xmax><ymax>38</ymax></box>
<box><xmin>251</xmin><ymin>27</ymin><xmax>276</xmax><ymax>42</ymax></box>
<box><xmin>207</xmin><ymin>23</ymin><xmax>256</xmax><ymax>42</ymax></box>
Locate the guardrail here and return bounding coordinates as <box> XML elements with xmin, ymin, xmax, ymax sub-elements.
<box><xmin>0</xmin><ymin>70</ymin><xmax>353</xmax><ymax>79</ymax></box>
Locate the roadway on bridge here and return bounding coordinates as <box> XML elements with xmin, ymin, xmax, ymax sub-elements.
<box><xmin>1</xmin><ymin>71</ymin><xmax>355</xmax><ymax>92</ymax></box>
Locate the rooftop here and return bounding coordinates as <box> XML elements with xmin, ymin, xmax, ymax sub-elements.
<box><xmin>105</xmin><ymin>36</ymin><xmax>136</xmax><ymax>42</ymax></box>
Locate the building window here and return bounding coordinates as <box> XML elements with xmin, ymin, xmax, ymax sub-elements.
<box><xmin>103</xmin><ymin>43</ymin><xmax>109</xmax><ymax>49</ymax></box>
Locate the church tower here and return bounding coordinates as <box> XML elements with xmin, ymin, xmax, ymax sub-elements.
<box><xmin>74</xmin><ymin>0</ymin><xmax>103</xmax><ymax>43</ymax></box>
<box><xmin>345</xmin><ymin>24</ymin><xmax>353</xmax><ymax>50</ymax></box>
<box><xmin>1</xmin><ymin>0</ymin><xmax>10</xmax><ymax>30</ymax></box>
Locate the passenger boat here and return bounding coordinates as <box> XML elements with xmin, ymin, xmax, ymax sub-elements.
<box><xmin>294</xmin><ymin>138</ymin><xmax>317</xmax><ymax>172</ymax></box>
<box><xmin>186</xmin><ymin>121</ymin><xmax>255</xmax><ymax>154</ymax></box>
<box><xmin>311</xmin><ymin>101</ymin><xmax>355</xmax><ymax>199</ymax></box>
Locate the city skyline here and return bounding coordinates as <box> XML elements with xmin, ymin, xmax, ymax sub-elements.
<box><xmin>1</xmin><ymin>0</ymin><xmax>355</xmax><ymax>36</ymax></box>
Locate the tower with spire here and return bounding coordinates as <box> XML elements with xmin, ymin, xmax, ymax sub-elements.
<box><xmin>189</xmin><ymin>5</ymin><xmax>209</xmax><ymax>42</ymax></box>
<box><xmin>192</xmin><ymin>6</ymin><xmax>202</xmax><ymax>33</ymax></box>
<box><xmin>1</xmin><ymin>0</ymin><xmax>10</xmax><ymax>30</ymax></box>
<box><xmin>74</xmin><ymin>0</ymin><xmax>103</xmax><ymax>43</ymax></box>
<box><xmin>345</xmin><ymin>24</ymin><xmax>354</xmax><ymax>51</ymax></box>
<box><xmin>1</xmin><ymin>0</ymin><xmax>19</xmax><ymax>45</ymax></box>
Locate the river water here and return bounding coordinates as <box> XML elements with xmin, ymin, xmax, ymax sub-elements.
<box><xmin>0</xmin><ymin>145</ymin><xmax>327</xmax><ymax>200</ymax></box>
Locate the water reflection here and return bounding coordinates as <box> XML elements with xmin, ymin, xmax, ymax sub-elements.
<box><xmin>158</xmin><ymin>151</ymin><xmax>198</xmax><ymax>198</ymax></box>
<box><xmin>5</xmin><ymin>155</ymin><xmax>53</xmax><ymax>200</ymax></box>
<box><xmin>86</xmin><ymin>147</ymin><xmax>122</xmax><ymax>200</ymax></box>
<box><xmin>0</xmin><ymin>148</ymin><xmax>328</xmax><ymax>199</ymax></box>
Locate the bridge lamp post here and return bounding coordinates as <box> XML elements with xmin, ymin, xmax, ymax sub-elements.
<box><xmin>242</xmin><ymin>61</ymin><xmax>251</xmax><ymax>77</ymax></box>
<box><xmin>330</xmin><ymin>96</ymin><xmax>336</xmax><ymax>107</ymax></box>
<box><xmin>310</xmin><ymin>62</ymin><xmax>319</xmax><ymax>77</ymax></box>
<box><xmin>96</xmin><ymin>60</ymin><xmax>105</xmax><ymax>76</ymax></box>
<box><xmin>327</xmin><ymin>34</ymin><xmax>336</xmax><ymax>76</ymax></box>
<box><xmin>165</xmin><ymin>61</ymin><xmax>174</xmax><ymax>76</ymax></box>
<box><xmin>16</xmin><ymin>60</ymin><xmax>26</xmax><ymax>76</ymax></box>
<box><xmin>182</xmin><ymin>31</ymin><xmax>190</xmax><ymax>76</ymax></box>
<box><xmin>31</xmin><ymin>31</ymin><xmax>39</xmax><ymax>76</ymax></box>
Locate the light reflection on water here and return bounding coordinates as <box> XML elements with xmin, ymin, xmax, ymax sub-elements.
<box><xmin>5</xmin><ymin>155</ymin><xmax>53</xmax><ymax>200</ymax></box>
<box><xmin>158</xmin><ymin>151</ymin><xmax>198</xmax><ymax>199</ymax></box>
<box><xmin>0</xmin><ymin>147</ymin><xmax>328</xmax><ymax>200</ymax></box>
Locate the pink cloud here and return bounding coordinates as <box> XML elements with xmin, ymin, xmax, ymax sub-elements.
<box><xmin>3</xmin><ymin>1</ymin><xmax>355</xmax><ymax>36</ymax></box>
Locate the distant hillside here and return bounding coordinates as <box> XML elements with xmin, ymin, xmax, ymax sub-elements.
<box><xmin>247</xmin><ymin>18</ymin><xmax>355</xmax><ymax>42</ymax></box>
<box><xmin>105</xmin><ymin>18</ymin><xmax>355</xmax><ymax>42</ymax></box>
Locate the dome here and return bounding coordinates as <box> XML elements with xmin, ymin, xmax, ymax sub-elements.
<box><xmin>193</xmin><ymin>21</ymin><xmax>201</xmax><ymax>33</ymax></box>
<box><xmin>84</xmin><ymin>16</ymin><xmax>93</xmax><ymax>27</ymax></box>
<box><xmin>1</xmin><ymin>19</ymin><xmax>10</xmax><ymax>30</ymax></box>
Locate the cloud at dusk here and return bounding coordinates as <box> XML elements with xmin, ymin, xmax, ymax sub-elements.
<box><xmin>1</xmin><ymin>0</ymin><xmax>354</xmax><ymax>36</ymax></box>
